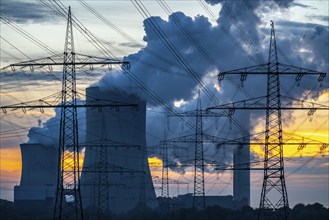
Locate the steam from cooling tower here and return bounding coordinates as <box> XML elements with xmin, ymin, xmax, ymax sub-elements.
<box><xmin>27</xmin><ymin>100</ymin><xmax>86</xmax><ymax>147</ymax></box>
<box><xmin>26</xmin><ymin>0</ymin><xmax>328</xmax><ymax>167</ymax></box>
<box><xmin>98</xmin><ymin>0</ymin><xmax>327</xmax><ymax>106</ymax></box>
<box><xmin>97</xmin><ymin>0</ymin><xmax>327</xmax><ymax>145</ymax></box>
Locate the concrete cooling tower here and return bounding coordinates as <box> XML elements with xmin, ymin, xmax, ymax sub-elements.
<box><xmin>14</xmin><ymin>143</ymin><xmax>58</xmax><ymax>208</ymax></box>
<box><xmin>80</xmin><ymin>86</ymin><xmax>158</xmax><ymax>214</ymax></box>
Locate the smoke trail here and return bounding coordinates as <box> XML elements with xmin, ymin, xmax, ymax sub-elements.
<box><xmin>27</xmin><ymin>0</ymin><xmax>328</xmax><ymax>167</ymax></box>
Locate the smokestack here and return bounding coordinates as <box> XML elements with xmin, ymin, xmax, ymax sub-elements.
<box><xmin>232</xmin><ymin>111</ymin><xmax>250</xmax><ymax>208</ymax></box>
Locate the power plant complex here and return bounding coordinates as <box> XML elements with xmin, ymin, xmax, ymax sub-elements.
<box><xmin>80</xmin><ymin>86</ymin><xmax>158</xmax><ymax>213</ymax></box>
<box><xmin>4</xmin><ymin>3</ymin><xmax>326</xmax><ymax>220</ymax></box>
<box><xmin>14</xmin><ymin>143</ymin><xmax>58</xmax><ymax>209</ymax></box>
<box><xmin>14</xmin><ymin>86</ymin><xmax>251</xmax><ymax>213</ymax></box>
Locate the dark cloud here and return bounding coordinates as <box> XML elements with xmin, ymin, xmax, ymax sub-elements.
<box><xmin>291</xmin><ymin>2</ymin><xmax>316</xmax><ymax>9</ymax></box>
<box><xmin>0</xmin><ymin>69</ymin><xmax>104</xmax><ymax>90</ymax></box>
<box><xmin>119</xmin><ymin>42</ymin><xmax>144</xmax><ymax>49</ymax></box>
<box><xmin>100</xmin><ymin>12</ymin><xmax>256</xmax><ymax>106</ymax></box>
<box><xmin>277</xmin><ymin>20</ymin><xmax>327</xmax><ymax>30</ymax></box>
<box><xmin>0</xmin><ymin>0</ymin><xmax>58</xmax><ymax>23</ymax></box>
<box><xmin>300</xmin><ymin>26</ymin><xmax>329</xmax><ymax>71</ymax></box>
<box><xmin>205</xmin><ymin>0</ymin><xmax>294</xmax><ymax>7</ymax></box>
<box><xmin>96</xmin><ymin>8</ymin><xmax>260</xmax><ymax>164</ymax></box>
<box><xmin>307</xmin><ymin>15</ymin><xmax>329</xmax><ymax>23</ymax></box>
<box><xmin>17</xmin><ymin>0</ymin><xmax>328</xmax><ymax>170</ymax></box>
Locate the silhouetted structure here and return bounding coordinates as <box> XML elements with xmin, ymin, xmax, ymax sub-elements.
<box><xmin>14</xmin><ymin>143</ymin><xmax>58</xmax><ymax>210</ymax></box>
<box><xmin>3</xmin><ymin>7</ymin><xmax>131</xmax><ymax>219</ymax></box>
<box><xmin>210</xmin><ymin>21</ymin><xmax>327</xmax><ymax>220</ymax></box>
<box><xmin>232</xmin><ymin>111</ymin><xmax>250</xmax><ymax>207</ymax></box>
<box><xmin>80</xmin><ymin>87</ymin><xmax>158</xmax><ymax>214</ymax></box>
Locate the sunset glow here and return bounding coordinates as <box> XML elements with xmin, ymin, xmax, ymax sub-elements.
<box><xmin>0</xmin><ymin>0</ymin><xmax>328</xmax><ymax>213</ymax></box>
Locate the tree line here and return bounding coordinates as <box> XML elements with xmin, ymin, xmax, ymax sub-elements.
<box><xmin>1</xmin><ymin>199</ymin><xmax>328</xmax><ymax>220</ymax></box>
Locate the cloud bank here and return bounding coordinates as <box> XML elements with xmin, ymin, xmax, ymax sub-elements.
<box><xmin>0</xmin><ymin>0</ymin><xmax>58</xmax><ymax>24</ymax></box>
<box><xmin>26</xmin><ymin>0</ymin><xmax>328</xmax><ymax>169</ymax></box>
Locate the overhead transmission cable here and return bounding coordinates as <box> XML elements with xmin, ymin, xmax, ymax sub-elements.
<box><xmin>243</xmin><ymin>0</ymin><xmax>293</xmax><ymax>65</ymax></box>
<box><xmin>132</xmin><ymin>0</ymin><xmax>258</xmax><ymax>139</ymax></box>
<box><xmin>39</xmin><ymin>0</ymin><xmax>197</xmax><ymax>130</ymax></box>
<box><xmin>1</xmin><ymin>0</ymin><xmax>197</xmax><ymax>146</ymax></box>
<box><xmin>220</xmin><ymin>2</ymin><xmax>266</xmax><ymax>64</ymax></box>
<box><xmin>197</xmin><ymin>0</ymin><xmax>260</xmax><ymax>65</ymax></box>
<box><xmin>0</xmin><ymin>16</ymin><xmax>58</xmax><ymax>55</ymax></box>
<box><xmin>76</xmin><ymin>0</ymin><xmax>200</xmax><ymax>79</ymax></box>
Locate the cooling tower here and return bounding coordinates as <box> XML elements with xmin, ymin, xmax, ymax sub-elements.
<box><xmin>14</xmin><ymin>143</ymin><xmax>58</xmax><ymax>208</ymax></box>
<box><xmin>80</xmin><ymin>86</ymin><xmax>158</xmax><ymax>214</ymax></box>
<box><xmin>232</xmin><ymin>111</ymin><xmax>250</xmax><ymax>208</ymax></box>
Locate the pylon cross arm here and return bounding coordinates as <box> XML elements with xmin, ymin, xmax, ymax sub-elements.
<box><xmin>218</xmin><ymin>63</ymin><xmax>326</xmax><ymax>82</ymax></box>
<box><xmin>1</xmin><ymin>52</ymin><xmax>130</xmax><ymax>73</ymax></box>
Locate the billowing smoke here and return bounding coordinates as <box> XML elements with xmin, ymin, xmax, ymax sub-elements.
<box><xmin>27</xmin><ymin>0</ymin><xmax>328</xmax><ymax>170</ymax></box>
<box><xmin>99</xmin><ymin>12</ymin><xmax>223</xmax><ymax>105</ymax></box>
<box><xmin>98</xmin><ymin>0</ymin><xmax>327</xmax><ymax>107</ymax></box>
<box><xmin>27</xmin><ymin>100</ymin><xmax>86</xmax><ymax>148</ymax></box>
<box><xmin>299</xmin><ymin>26</ymin><xmax>329</xmax><ymax>71</ymax></box>
<box><xmin>205</xmin><ymin>0</ymin><xmax>293</xmax><ymax>8</ymax></box>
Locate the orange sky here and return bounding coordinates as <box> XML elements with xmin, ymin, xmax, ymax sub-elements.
<box><xmin>0</xmin><ymin>148</ymin><xmax>21</xmax><ymax>186</ymax></box>
<box><xmin>251</xmin><ymin>90</ymin><xmax>329</xmax><ymax>158</ymax></box>
<box><xmin>0</xmin><ymin>90</ymin><xmax>328</xmax><ymax>206</ymax></box>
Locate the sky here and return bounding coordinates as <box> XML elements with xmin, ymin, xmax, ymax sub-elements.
<box><xmin>0</xmin><ymin>0</ymin><xmax>328</xmax><ymax>208</ymax></box>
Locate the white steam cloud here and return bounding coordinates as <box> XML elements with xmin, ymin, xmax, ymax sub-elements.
<box><xmin>27</xmin><ymin>100</ymin><xmax>86</xmax><ymax>148</ymax></box>
<box><xmin>27</xmin><ymin>0</ymin><xmax>328</xmax><ymax>168</ymax></box>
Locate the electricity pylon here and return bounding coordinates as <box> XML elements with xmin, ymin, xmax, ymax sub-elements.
<box><xmin>97</xmin><ymin>114</ymin><xmax>110</xmax><ymax>218</ymax></box>
<box><xmin>160</xmin><ymin>140</ymin><xmax>169</xmax><ymax>212</ymax></box>
<box><xmin>80</xmin><ymin>137</ymin><xmax>141</xmax><ymax>219</ymax></box>
<box><xmin>159</xmin><ymin>140</ymin><xmax>187</xmax><ymax>213</ymax></box>
<box><xmin>208</xmin><ymin>21</ymin><xmax>327</xmax><ymax>220</ymax></box>
<box><xmin>1</xmin><ymin>7</ymin><xmax>136</xmax><ymax>220</ymax></box>
<box><xmin>166</xmin><ymin>92</ymin><xmax>229</xmax><ymax>210</ymax></box>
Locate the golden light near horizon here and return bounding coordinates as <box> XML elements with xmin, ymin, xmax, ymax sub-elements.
<box><xmin>63</xmin><ymin>150</ymin><xmax>85</xmax><ymax>173</ymax></box>
<box><xmin>148</xmin><ymin>157</ymin><xmax>163</xmax><ymax>185</ymax></box>
<box><xmin>0</xmin><ymin>147</ymin><xmax>85</xmax><ymax>187</ymax></box>
<box><xmin>0</xmin><ymin>148</ymin><xmax>22</xmax><ymax>185</ymax></box>
<box><xmin>251</xmin><ymin>90</ymin><xmax>329</xmax><ymax>159</ymax></box>
<box><xmin>147</xmin><ymin>156</ymin><xmax>236</xmax><ymax>197</ymax></box>
<box><xmin>0</xmin><ymin>0</ymin><xmax>328</xmax><ymax>211</ymax></box>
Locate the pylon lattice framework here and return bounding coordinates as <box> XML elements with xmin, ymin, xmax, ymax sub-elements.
<box><xmin>165</xmin><ymin>92</ymin><xmax>229</xmax><ymax>210</ymax></box>
<box><xmin>1</xmin><ymin>7</ymin><xmax>134</xmax><ymax>220</ymax></box>
<box><xmin>161</xmin><ymin>141</ymin><xmax>169</xmax><ymax>212</ymax></box>
<box><xmin>53</xmin><ymin>7</ymin><xmax>83</xmax><ymax>219</ymax></box>
<box><xmin>193</xmin><ymin>91</ymin><xmax>205</xmax><ymax>210</ymax></box>
<box><xmin>97</xmin><ymin>114</ymin><xmax>110</xmax><ymax>217</ymax></box>
<box><xmin>259</xmin><ymin>21</ymin><xmax>288</xmax><ymax>220</ymax></box>
<box><xmin>210</xmin><ymin>21</ymin><xmax>326</xmax><ymax>220</ymax></box>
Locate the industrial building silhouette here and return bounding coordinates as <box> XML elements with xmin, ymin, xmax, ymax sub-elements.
<box><xmin>14</xmin><ymin>86</ymin><xmax>251</xmax><ymax>213</ymax></box>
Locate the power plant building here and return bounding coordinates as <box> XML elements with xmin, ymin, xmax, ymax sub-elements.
<box><xmin>232</xmin><ymin>111</ymin><xmax>250</xmax><ymax>207</ymax></box>
<box><xmin>80</xmin><ymin>86</ymin><xmax>158</xmax><ymax>214</ymax></box>
<box><xmin>13</xmin><ymin>87</ymin><xmax>250</xmax><ymax>213</ymax></box>
<box><xmin>14</xmin><ymin>143</ymin><xmax>58</xmax><ymax>208</ymax></box>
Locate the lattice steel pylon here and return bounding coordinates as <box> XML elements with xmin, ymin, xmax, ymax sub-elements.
<box><xmin>161</xmin><ymin>139</ymin><xmax>169</xmax><ymax>212</ymax></box>
<box><xmin>159</xmin><ymin>137</ymin><xmax>189</xmax><ymax>213</ymax></box>
<box><xmin>165</xmin><ymin>91</ymin><xmax>228</xmax><ymax>210</ymax></box>
<box><xmin>53</xmin><ymin>7</ymin><xmax>83</xmax><ymax>220</ymax></box>
<box><xmin>97</xmin><ymin>114</ymin><xmax>110</xmax><ymax>218</ymax></box>
<box><xmin>208</xmin><ymin>21</ymin><xmax>326</xmax><ymax>220</ymax></box>
<box><xmin>258</xmin><ymin>21</ymin><xmax>288</xmax><ymax>220</ymax></box>
<box><xmin>193</xmin><ymin>91</ymin><xmax>205</xmax><ymax>210</ymax></box>
<box><xmin>1</xmin><ymin>6</ymin><xmax>133</xmax><ymax>219</ymax></box>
